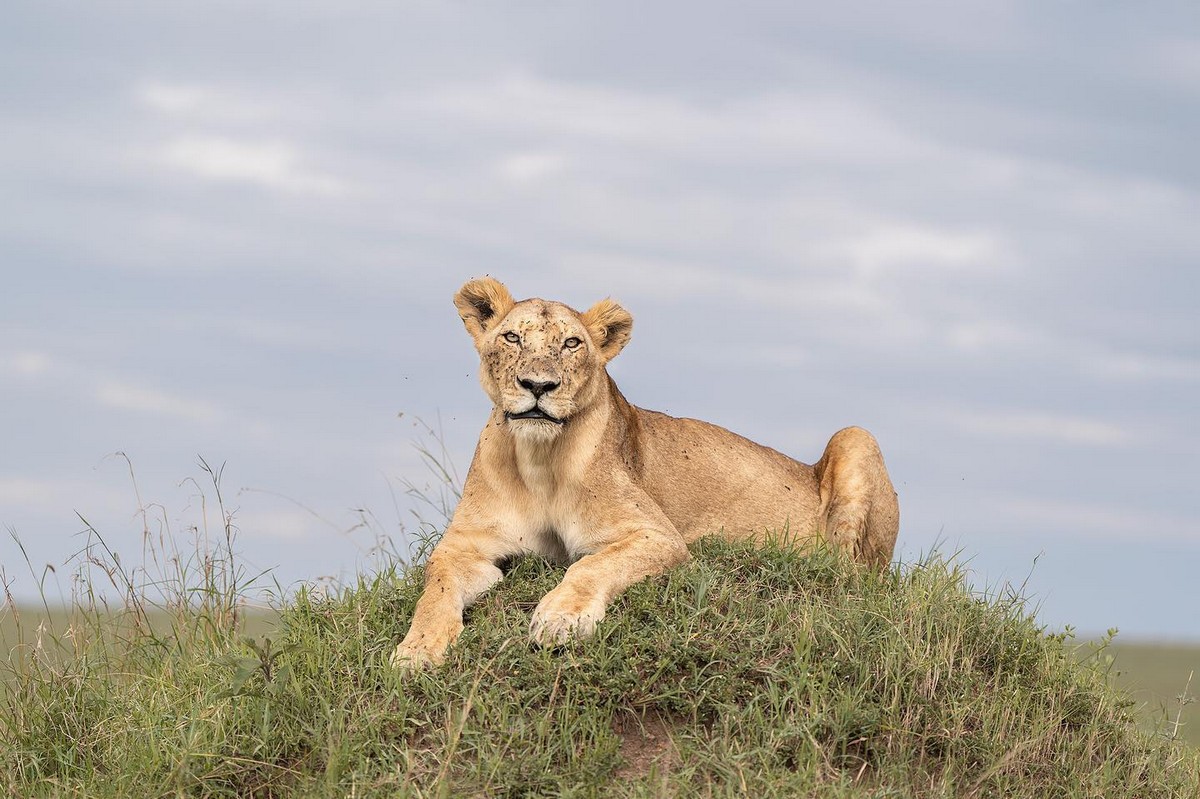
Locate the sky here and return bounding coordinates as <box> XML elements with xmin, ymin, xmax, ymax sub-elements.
<box><xmin>2</xmin><ymin>1</ymin><xmax>1198</xmax><ymax>640</ymax></box>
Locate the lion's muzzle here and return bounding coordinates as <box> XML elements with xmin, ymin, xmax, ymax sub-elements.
<box><xmin>505</xmin><ymin>407</ymin><xmax>565</xmax><ymax>424</ymax></box>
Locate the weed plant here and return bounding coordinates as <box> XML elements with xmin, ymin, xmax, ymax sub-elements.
<box><xmin>1</xmin><ymin>455</ymin><xmax>1197</xmax><ymax>797</ymax></box>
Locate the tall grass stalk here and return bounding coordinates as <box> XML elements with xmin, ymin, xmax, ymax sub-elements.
<box><xmin>0</xmin><ymin>442</ymin><xmax>1196</xmax><ymax>797</ymax></box>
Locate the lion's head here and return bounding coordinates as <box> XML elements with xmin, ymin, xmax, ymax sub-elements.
<box><xmin>453</xmin><ymin>277</ymin><xmax>633</xmax><ymax>442</ymax></box>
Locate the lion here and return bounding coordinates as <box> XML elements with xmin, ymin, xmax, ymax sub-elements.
<box><xmin>390</xmin><ymin>277</ymin><xmax>899</xmax><ymax>669</ymax></box>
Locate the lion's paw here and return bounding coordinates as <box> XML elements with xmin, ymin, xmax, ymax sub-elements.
<box><xmin>389</xmin><ymin>642</ymin><xmax>442</xmax><ymax>671</ymax></box>
<box><xmin>529</xmin><ymin>592</ymin><xmax>607</xmax><ymax>647</ymax></box>
<box><xmin>389</xmin><ymin>627</ymin><xmax>459</xmax><ymax>671</ymax></box>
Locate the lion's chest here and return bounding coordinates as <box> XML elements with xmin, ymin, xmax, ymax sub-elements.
<box><xmin>517</xmin><ymin>486</ymin><xmax>594</xmax><ymax>563</ymax></box>
<box><xmin>499</xmin><ymin>506</ymin><xmax>591</xmax><ymax>565</ymax></box>
<box><xmin>494</xmin><ymin>420</ymin><xmax>615</xmax><ymax>562</ymax></box>
<box><xmin>501</xmin><ymin>465</ymin><xmax>595</xmax><ymax>563</ymax></box>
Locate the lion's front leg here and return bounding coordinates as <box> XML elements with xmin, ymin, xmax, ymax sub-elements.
<box><xmin>530</xmin><ymin>527</ymin><xmax>689</xmax><ymax>647</ymax></box>
<box><xmin>390</xmin><ymin>540</ymin><xmax>503</xmax><ymax>670</ymax></box>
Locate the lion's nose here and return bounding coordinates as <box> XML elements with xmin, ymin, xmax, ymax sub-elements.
<box><xmin>519</xmin><ymin>378</ymin><xmax>560</xmax><ymax>398</ymax></box>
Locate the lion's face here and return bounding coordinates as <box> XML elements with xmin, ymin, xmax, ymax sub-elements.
<box><xmin>453</xmin><ymin>278</ymin><xmax>633</xmax><ymax>442</ymax></box>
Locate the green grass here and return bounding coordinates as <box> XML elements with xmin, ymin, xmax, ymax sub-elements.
<box><xmin>3</xmin><ymin>536</ymin><xmax>1198</xmax><ymax>798</ymax></box>
<box><xmin>1108</xmin><ymin>643</ymin><xmax>1200</xmax><ymax>747</ymax></box>
<box><xmin>7</xmin><ymin>612</ymin><xmax>1195</xmax><ymax>749</ymax></box>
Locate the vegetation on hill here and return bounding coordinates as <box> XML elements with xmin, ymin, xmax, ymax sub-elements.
<box><xmin>2</xmin><ymin>519</ymin><xmax>1197</xmax><ymax>797</ymax></box>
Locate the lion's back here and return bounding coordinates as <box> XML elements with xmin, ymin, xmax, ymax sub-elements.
<box><xmin>631</xmin><ymin>407</ymin><xmax>823</xmax><ymax>544</ymax></box>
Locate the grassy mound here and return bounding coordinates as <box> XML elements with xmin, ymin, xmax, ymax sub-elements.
<box><xmin>3</xmin><ymin>539</ymin><xmax>1197</xmax><ymax>797</ymax></box>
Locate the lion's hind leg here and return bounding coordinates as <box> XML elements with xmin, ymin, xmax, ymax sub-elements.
<box><xmin>814</xmin><ymin>426</ymin><xmax>899</xmax><ymax>569</ymax></box>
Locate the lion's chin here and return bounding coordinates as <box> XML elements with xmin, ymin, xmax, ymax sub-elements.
<box><xmin>506</xmin><ymin>416</ymin><xmax>566</xmax><ymax>444</ymax></box>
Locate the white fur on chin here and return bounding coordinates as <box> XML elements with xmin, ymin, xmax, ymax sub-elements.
<box><xmin>507</xmin><ymin>418</ymin><xmax>564</xmax><ymax>444</ymax></box>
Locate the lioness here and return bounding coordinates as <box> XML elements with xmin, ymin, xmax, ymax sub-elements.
<box><xmin>390</xmin><ymin>277</ymin><xmax>899</xmax><ymax>669</ymax></box>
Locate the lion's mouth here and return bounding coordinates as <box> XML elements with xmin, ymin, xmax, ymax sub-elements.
<box><xmin>505</xmin><ymin>407</ymin><xmax>565</xmax><ymax>424</ymax></box>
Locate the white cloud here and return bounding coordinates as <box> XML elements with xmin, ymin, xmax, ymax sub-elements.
<box><xmin>7</xmin><ymin>351</ymin><xmax>52</xmax><ymax>376</ymax></box>
<box><xmin>137</xmin><ymin>81</ymin><xmax>214</xmax><ymax>115</ymax></box>
<box><xmin>231</xmin><ymin>510</ymin><xmax>317</xmax><ymax>541</ymax></box>
<box><xmin>0</xmin><ymin>478</ymin><xmax>58</xmax><ymax>507</ymax></box>
<box><xmin>0</xmin><ymin>476</ymin><xmax>132</xmax><ymax>520</ymax></box>
<box><xmin>826</xmin><ymin>223</ymin><xmax>1006</xmax><ymax>278</ymax></box>
<box><xmin>96</xmin><ymin>381</ymin><xmax>222</xmax><ymax>424</ymax></box>
<box><xmin>993</xmin><ymin>495</ymin><xmax>1199</xmax><ymax>543</ymax></box>
<box><xmin>495</xmin><ymin>151</ymin><xmax>568</xmax><ymax>183</ymax></box>
<box><xmin>135</xmin><ymin>79</ymin><xmax>282</xmax><ymax>124</ymax></box>
<box><xmin>423</xmin><ymin>74</ymin><xmax>937</xmax><ymax>167</ymax></box>
<box><xmin>1145</xmin><ymin>37</ymin><xmax>1200</xmax><ymax>90</ymax></box>
<box><xmin>944</xmin><ymin>320</ymin><xmax>1039</xmax><ymax>353</ymax></box>
<box><xmin>1084</xmin><ymin>351</ymin><xmax>1200</xmax><ymax>383</ymax></box>
<box><xmin>949</xmin><ymin>408</ymin><xmax>1131</xmax><ymax>447</ymax></box>
<box><xmin>152</xmin><ymin>312</ymin><xmax>353</xmax><ymax>354</ymax></box>
<box><xmin>156</xmin><ymin>135</ymin><xmax>351</xmax><ymax>197</ymax></box>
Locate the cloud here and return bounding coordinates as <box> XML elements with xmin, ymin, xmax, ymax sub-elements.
<box><xmin>423</xmin><ymin>73</ymin><xmax>937</xmax><ymax>167</ymax></box>
<box><xmin>156</xmin><ymin>135</ymin><xmax>351</xmax><ymax>197</ymax></box>
<box><xmin>0</xmin><ymin>478</ymin><xmax>58</xmax><ymax>507</ymax></box>
<box><xmin>1083</xmin><ymin>351</ymin><xmax>1200</xmax><ymax>383</ymax></box>
<box><xmin>824</xmin><ymin>223</ymin><xmax>1007</xmax><ymax>278</ymax></box>
<box><xmin>495</xmin><ymin>151</ymin><xmax>569</xmax><ymax>183</ymax></box>
<box><xmin>96</xmin><ymin>381</ymin><xmax>222</xmax><ymax>424</ymax></box>
<box><xmin>135</xmin><ymin>79</ymin><xmax>282</xmax><ymax>124</ymax></box>
<box><xmin>992</xmin><ymin>495</ymin><xmax>1200</xmax><ymax>543</ymax></box>
<box><xmin>152</xmin><ymin>312</ymin><xmax>354</xmax><ymax>355</ymax></box>
<box><xmin>943</xmin><ymin>320</ymin><xmax>1039</xmax><ymax>354</ymax></box>
<box><xmin>948</xmin><ymin>408</ymin><xmax>1131</xmax><ymax>447</ymax></box>
<box><xmin>6</xmin><ymin>351</ymin><xmax>52</xmax><ymax>376</ymax></box>
<box><xmin>1145</xmin><ymin>36</ymin><xmax>1200</xmax><ymax>91</ymax></box>
<box><xmin>0</xmin><ymin>476</ymin><xmax>132</xmax><ymax>521</ymax></box>
<box><xmin>231</xmin><ymin>510</ymin><xmax>317</xmax><ymax>541</ymax></box>
<box><xmin>137</xmin><ymin>81</ymin><xmax>217</xmax><ymax>116</ymax></box>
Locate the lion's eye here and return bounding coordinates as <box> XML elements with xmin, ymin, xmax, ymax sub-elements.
<box><xmin>503</xmin><ymin>332</ymin><xmax>520</xmax><ymax>344</ymax></box>
<box><xmin>563</xmin><ymin>337</ymin><xmax>582</xmax><ymax>350</ymax></box>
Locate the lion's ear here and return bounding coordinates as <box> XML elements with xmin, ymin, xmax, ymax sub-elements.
<box><xmin>581</xmin><ymin>298</ymin><xmax>633</xmax><ymax>363</ymax></box>
<box><xmin>454</xmin><ymin>277</ymin><xmax>515</xmax><ymax>344</ymax></box>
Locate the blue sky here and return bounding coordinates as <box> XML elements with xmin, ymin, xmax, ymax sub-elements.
<box><xmin>2</xmin><ymin>1</ymin><xmax>1198</xmax><ymax>639</ymax></box>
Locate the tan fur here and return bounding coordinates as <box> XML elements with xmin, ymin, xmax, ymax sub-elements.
<box><xmin>390</xmin><ymin>277</ymin><xmax>899</xmax><ymax>669</ymax></box>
